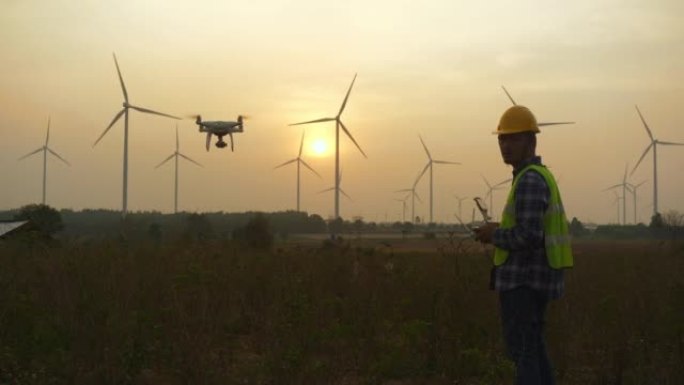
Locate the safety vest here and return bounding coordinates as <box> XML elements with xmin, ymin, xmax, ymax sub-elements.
<box><xmin>493</xmin><ymin>165</ymin><xmax>573</xmax><ymax>269</ymax></box>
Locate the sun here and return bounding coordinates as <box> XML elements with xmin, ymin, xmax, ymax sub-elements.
<box><xmin>311</xmin><ymin>138</ymin><xmax>330</xmax><ymax>157</ymax></box>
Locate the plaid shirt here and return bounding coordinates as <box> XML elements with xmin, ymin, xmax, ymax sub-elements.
<box><xmin>491</xmin><ymin>156</ymin><xmax>564</xmax><ymax>299</ymax></box>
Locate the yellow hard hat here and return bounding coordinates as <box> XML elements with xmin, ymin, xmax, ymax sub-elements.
<box><xmin>494</xmin><ymin>105</ymin><xmax>540</xmax><ymax>135</ymax></box>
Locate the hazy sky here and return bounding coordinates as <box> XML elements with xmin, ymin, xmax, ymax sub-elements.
<box><xmin>1</xmin><ymin>0</ymin><xmax>683</xmax><ymax>224</ymax></box>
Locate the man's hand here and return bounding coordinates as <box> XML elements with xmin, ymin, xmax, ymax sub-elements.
<box><xmin>473</xmin><ymin>222</ymin><xmax>499</xmax><ymax>244</ymax></box>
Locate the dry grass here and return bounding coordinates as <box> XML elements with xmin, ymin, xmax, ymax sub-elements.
<box><xmin>0</xmin><ymin>237</ymin><xmax>681</xmax><ymax>384</ymax></box>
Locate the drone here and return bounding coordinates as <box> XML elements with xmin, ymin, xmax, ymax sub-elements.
<box><xmin>191</xmin><ymin>115</ymin><xmax>246</xmax><ymax>151</ymax></box>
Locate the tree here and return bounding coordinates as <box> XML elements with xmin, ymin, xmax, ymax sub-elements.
<box><xmin>13</xmin><ymin>204</ymin><xmax>63</xmax><ymax>238</ymax></box>
<box><xmin>569</xmin><ymin>217</ymin><xmax>588</xmax><ymax>237</ymax></box>
<box><xmin>184</xmin><ymin>213</ymin><xmax>214</xmax><ymax>241</ymax></box>
<box><xmin>649</xmin><ymin>213</ymin><xmax>665</xmax><ymax>229</ymax></box>
<box><xmin>328</xmin><ymin>217</ymin><xmax>345</xmax><ymax>235</ymax></box>
<box><xmin>233</xmin><ymin>213</ymin><xmax>273</xmax><ymax>249</ymax></box>
<box><xmin>661</xmin><ymin>210</ymin><xmax>684</xmax><ymax>240</ymax></box>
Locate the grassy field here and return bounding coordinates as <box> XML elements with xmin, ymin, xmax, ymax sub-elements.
<box><xmin>0</xmin><ymin>236</ymin><xmax>682</xmax><ymax>384</ymax></box>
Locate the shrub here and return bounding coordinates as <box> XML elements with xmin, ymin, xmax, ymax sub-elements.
<box><xmin>13</xmin><ymin>204</ymin><xmax>63</xmax><ymax>238</ymax></box>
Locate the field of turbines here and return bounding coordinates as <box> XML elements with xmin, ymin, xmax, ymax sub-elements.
<box><xmin>12</xmin><ymin>53</ymin><xmax>683</xmax><ymax>225</ymax></box>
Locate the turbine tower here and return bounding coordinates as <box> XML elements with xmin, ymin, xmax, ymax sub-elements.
<box><xmin>501</xmin><ymin>86</ymin><xmax>575</xmax><ymax>127</ymax></box>
<box><xmin>94</xmin><ymin>53</ymin><xmax>180</xmax><ymax>218</ymax></box>
<box><xmin>18</xmin><ymin>117</ymin><xmax>70</xmax><ymax>205</ymax></box>
<box><xmin>631</xmin><ymin>105</ymin><xmax>684</xmax><ymax>217</ymax></box>
<box><xmin>612</xmin><ymin>191</ymin><xmax>622</xmax><ymax>224</ymax></box>
<box><xmin>274</xmin><ymin>131</ymin><xmax>321</xmax><ymax>211</ymax></box>
<box><xmin>414</xmin><ymin>135</ymin><xmax>460</xmax><ymax>223</ymax></box>
<box><xmin>603</xmin><ymin>164</ymin><xmax>630</xmax><ymax>225</ymax></box>
<box><xmin>289</xmin><ymin>74</ymin><xmax>367</xmax><ymax>219</ymax></box>
<box><xmin>155</xmin><ymin>126</ymin><xmax>202</xmax><ymax>214</ymax></box>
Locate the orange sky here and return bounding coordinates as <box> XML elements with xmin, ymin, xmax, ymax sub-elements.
<box><xmin>1</xmin><ymin>0</ymin><xmax>683</xmax><ymax>224</ymax></box>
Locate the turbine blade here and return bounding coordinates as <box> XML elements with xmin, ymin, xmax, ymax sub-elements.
<box><xmin>433</xmin><ymin>160</ymin><xmax>461</xmax><ymax>165</ymax></box>
<box><xmin>318</xmin><ymin>187</ymin><xmax>335</xmax><ymax>194</ymax></box>
<box><xmin>18</xmin><ymin>147</ymin><xmax>43</xmax><ymax>161</ymax></box>
<box><xmin>494</xmin><ymin>178</ymin><xmax>512</xmax><ymax>187</ymax></box>
<box><xmin>129</xmin><ymin>105</ymin><xmax>180</xmax><ymax>120</ymax></box>
<box><xmin>658</xmin><ymin>141</ymin><xmax>684</xmax><ymax>146</ymax></box>
<box><xmin>338</xmin><ymin>73</ymin><xmax>357</xmax><ymax>116</ymax></box>
<box><xmin>481</xmin><ymin>175</ymin><xmax>492</xmax><ymax>189</ymax></box>
<box><xmin>419</xmin><ymin>135</ymin><xmax>431</xmax><ymax>159</ymax></box>
<box><xmin>298</xmin><ymin>131</ymin><xmax>305</xmax><ymax>157</ymax></box>
<box><xmin>623</xmin><ymin>163</ymin><xmax>628</xmax><ymax>184</ymax></box>
<box><xmin>178</xmin><ymin>153</ymin><xmax>203</xmax><ymax>167</ymax></box>
<box><xmin>47</xmin><ymin>148</ymin><xmax>70</xmax><ymax>166</ymax></box>
<box><xmin>414</xmin><ymin>191</ymin><xmax>423</xmax><ymax>203</ymax></box>
<box><xmin>339</xmin><ymin>120</ymin><xmax>367</xmax><ymax>158</ymax></box>
<box><xmin>395</xmin><ymin>188</ymin><xmax>412</xmax><ymax>193</ymax></box>
<box><xmin>602</xmin><ymin>184</ymin><xmax>622</xmax><ymax>191</ymax></box>
<box><xmin>635</xmin><ymin>105</ymin><xmax>654</xmax><ymax>141</ymax></box>
<box><xmin>414</xmin><ymin>163</ymin><xmax>430</xmax><ymax>187</ymax></box>
<box><xmin>155</xmin><ymin>153</ymin><xmax>175</xmax><ymax>169</ymax></box>
<box><xmin>630</xmin><ymin>142</ymin><xmax>654</xmax><ymax>175</ymax></box>
<box><xmin>176</xmin><ymin>125</ymin><xmax>179</xmax><ymax>151</ymax></box>
<box><xmin>94</xmin><ymin>109</ymin><xmax>125</xmax><ymax>146</ymax></box>
<box><xmin>112</xmin><ymin>53</ymin><xmax>128</xmax><ymax>103</ymax></box>
<box><xmin>340</xmin><ymin>188</ymin><xmax>353</xmax><ymax>201</ymax></box>
<box><xmin>45</xmin><ymin>116</ymin><xmax>51</xmax><ymax>146</ymax></box>
<box><xmin>274</xmin><ymin>158</ymin><xmax>297</xmax><ymax>169</ymax></box>
<box><xmin>538</xmin><ymin>122</ymin><xmax>575</xmax><ymax>126</ymax></box>
<box><xmin>501</xmin><ymin>85</ymin><xmax>517</xmax><ymax>105</ymax></box>
<box><xmin>288</xmin><ymin>117</ymin><xmax>336</xmax><ymax>126</ymax></box>
<box><xmin>299</xmin><ymin>159</ymin><xmax>321</xmax><ymax>177</ymax></box>
<box><xmin>206</xmin><ymin>132</ymin><xmax>212</xmax><ymax>151</ymax></box>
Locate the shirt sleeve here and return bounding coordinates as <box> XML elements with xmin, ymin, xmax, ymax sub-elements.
<box><xmin>492</xmin><ymin>170</ymin><xmax>549</xmax><ymax>251</ymax></box>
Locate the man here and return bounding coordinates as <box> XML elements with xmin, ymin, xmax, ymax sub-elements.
<box><xmin>474</xmin><ymin>105</ymin><xmax>573</xmax><ymax>385</ymax></box>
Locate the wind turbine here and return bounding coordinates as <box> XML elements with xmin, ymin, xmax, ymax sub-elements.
<box><xmin>481</xmin><ymin>175</ymin><xmax>511</xmax><ymax>220</ymax></box>
<box><xmin>18</xmin><ymin>117</ymin><xmax>70</xmax><ymax>205</ymax></box>
<box><xmin>603</xmin><ymin>164</ymin><xmax>630</xmax><ymax>225</ymax></box>
<box><xmin>289</xmin><ymin>74</ymin><xmax>367</xmax><ymax>219</ymax></box>
<box><xmin>630</xmin><ymin>105</ymin><xmax>684</xmax><ymax>217</ymax></box>
<box><xmin>501</xmin><ymin>86</ymin><xmax>575</xmax><ymax>127</ymax></box>
<box><xmin>414</xmin><ymin>135</ymin><xmax>460</xmax><ymax>223</ymax></box>
<box><xmin>395</xmin><ymin>196</ymin><xmax>408</xmax><ymax>222</ymax></box>
<box><xmin>93</xmin><ymin>53</ymin><xmax>180</xmax><ymax>217</ymax></box>
<box><xmin>395</xmin><ymin>185</ymin><xmax>422</xmax><ymax>224</ymax></box>
<box><xmin>627</xmin><ymin>180</ymin><xmax>647</xmax><ymax>224</ymax></box>
<box><xmin>611</xmin><ymin>191</ymin><xmax>622</xmax><ymax>224</ymax></box>
<box><xmin>274</xmin><ymin>131</ymin><xmax>321</xmax><ymax>211</ymax></box>
<box><xmin>453</xmin><ymin>195</ymin><xmax>468</xmax><ymax>222</ymax></box>
<box><xmin>155</xmin><ymin>125</ymin><xmax>202</xmax><ymax>214</ymax></box>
